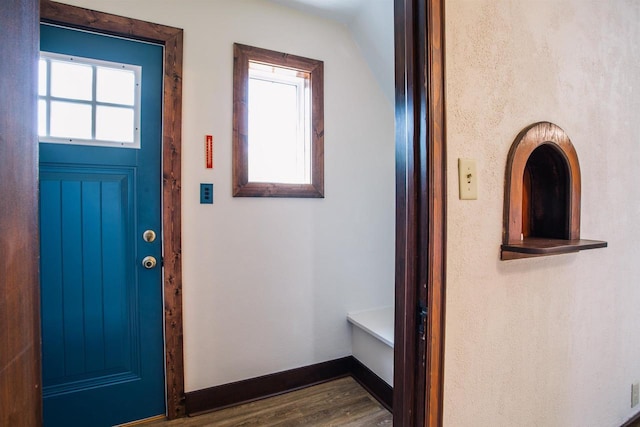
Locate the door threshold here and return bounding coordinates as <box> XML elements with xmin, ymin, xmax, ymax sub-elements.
<box><xmin>115</xmin><ymin>415</ymin><xmax>166</xmax><ymax>426</ymax></box>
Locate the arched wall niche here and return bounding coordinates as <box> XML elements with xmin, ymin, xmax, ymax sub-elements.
<box><xmin>501</xmin><ymin>122</ymin><xmax>607</xmax><ymax>260</ymax></box>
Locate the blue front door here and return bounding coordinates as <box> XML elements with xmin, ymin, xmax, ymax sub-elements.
<box><xmin>39</xmin><ymin>24</ymin><xmax>165</xmax><ymax>426</ymax></box>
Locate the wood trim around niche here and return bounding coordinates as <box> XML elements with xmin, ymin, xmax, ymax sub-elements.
<box><xmin>503</xmin><ymin>122</ymin><xmax>581</xmax><ymax>243</ymax></box>
<box><xmin>40</xmin><ymin>0</ymin><xmax>186</xmax><ymax>419</ymax></box>
<box><xmin>501</xmin><ymin>122</ymin><xmax>606</xmax><ymax>260</ymax></box>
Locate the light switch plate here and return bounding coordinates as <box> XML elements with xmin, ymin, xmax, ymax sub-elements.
<box><xmin>632</xmin><ymin>382</ymin><xmax>639</xmax><ymax>407</ymax></box>
<box><xmin>200</xmin><ymin>183</ymin><xmax>213</xmax><ymax>204</ymax></box>
<box><xmin>458</xmin><ymin>158</ymin><xmax>477</xmax><ymax>200</ymax></box>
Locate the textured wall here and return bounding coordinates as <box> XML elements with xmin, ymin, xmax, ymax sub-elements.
<box><xmin>444</xmin><ymin>0</ymin><xmax>640</xmax><ymax>425</ymax></box>
<box><xmin>54</xmin><ymin>0</ymin><xmax>395</xmax><ymax>392</ymax></box>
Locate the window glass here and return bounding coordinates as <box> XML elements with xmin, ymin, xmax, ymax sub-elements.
<box><xmin>248</xmin><ymin>78</ymin><xmax>303</xmax><ymax>183</ymax></box>
<box><xmin>38</xmin><ymin>100</ymin><xmax>47</xmax><ymax>136</ymax></box>
<box><xmin>38</xmin><ymin>59</ymin><xmax>47</xmax><ymax>96</ymax></box>
<box><xmin>96</xmin><ymin>106</ymin><xmax>135</xmax><ymax>142</ymax></box>
<box><xmin>97</xmin><ymin>67</ymin><xmax>136</xmax><ymax>106</ymax></box>
<box><xmin>50</xmin><ymin>101</ymin><xmax>92</xmax><ymax>139</ymax></box>
<box><xmin>50</xmin><ymin>60</ymin><xmax>93</xmax><ymax>101</ymax></box>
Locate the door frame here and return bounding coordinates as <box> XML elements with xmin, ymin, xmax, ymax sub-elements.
<box><xmin>394</xmin><ymin>0</ymin><xmax>446</xmax><ymax>426</ymax></box>
<box><xmin>0</xmin><ymin>0</ymin><xmax>41</xmax><ymax>425</ymax></box>
<box><xmin>40</xmin><ymin>0</ymin><xmax>185</xmax><ymax>419</ymax></box>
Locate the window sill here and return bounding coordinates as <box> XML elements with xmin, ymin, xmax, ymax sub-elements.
<box><xmin>501</xmin><ymin>237</ymin><xmax>607</xmax><ymax>260</ymax></box>
<box><xmin>233</xmin><ymin>182</ymin><xmax>324</xmax><ymax>198</ymax></box>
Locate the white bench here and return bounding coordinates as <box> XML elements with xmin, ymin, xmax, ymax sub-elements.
<box><xmin>347</xmin><ymin>307</ymin><xmax>394</xmax><ymax>386</ymax></box>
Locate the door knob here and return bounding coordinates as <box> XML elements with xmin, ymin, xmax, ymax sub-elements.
<box><xmin>142</xmin><ymin>256</ymin><xmax>157</xmax><ymax>269</ymax></box>
<box><xmin>143</xmin><ymin>229</ymin><xmax>157</xmax><ymax>242</ymax></box>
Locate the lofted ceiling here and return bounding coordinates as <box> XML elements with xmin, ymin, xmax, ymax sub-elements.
<box><xmin>267</xmin><ymin>0</ymin><xmax>394</xmax><ymax>104</ymax></box>
<box><xmin>268</xmin><ymin>0</ymin><xmax>370</xmax><ymax>24</ymax></box>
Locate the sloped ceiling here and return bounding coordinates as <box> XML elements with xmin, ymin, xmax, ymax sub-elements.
<box><xmin>268</xmin><ymin>0</ymin><xmax>394</xmax><ymax>104</ymax></box>
<box><xmin>269</xmin><ymin>0</ymin><xmax>369</xmax><ymax>24</ymax></box>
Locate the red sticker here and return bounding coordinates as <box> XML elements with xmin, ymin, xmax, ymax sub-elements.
<box><xmin>205</xmin><ymin>135</ymin><xmax>213</xmax><ymax>169</ymax></box>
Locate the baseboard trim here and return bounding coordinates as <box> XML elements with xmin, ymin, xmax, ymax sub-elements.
<box><xmin>184</xmin><ymin>356</ymin><xmax>393</xmax><ymax>416</ymax></box>
<box><xmin>185</xmin><ymin>356</ymin><xmax>353</xmax><ymax>416</ymax></box>
<box><xmin>622</xmin><ymin>410</ymin><xmax>640</xmax><ymax>427</ymax></box>
<box><xmin>349</xmin><ymin>357</ymin><xmax>393</xmax><ymax>411</ymax></box>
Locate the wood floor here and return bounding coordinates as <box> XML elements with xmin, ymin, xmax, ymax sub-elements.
<box><xmin>142</xmin><ymin>377</ymin><xmax>392</xmax><ymax>426</ymax></box>
<box><xmin>627</xmin><ymin>417</ymin><xmax>640</xmax><ymax>427</ymax></box>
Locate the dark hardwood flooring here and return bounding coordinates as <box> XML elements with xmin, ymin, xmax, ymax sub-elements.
<box><xmin>627</xmin><ymin>417</ymin><xmax>640</xmax><ymax>427</ymax></box>
<box><xmin>140</xmin><ymin>377</ymin><xmax>392</xmax><ymax>426</ymax></box>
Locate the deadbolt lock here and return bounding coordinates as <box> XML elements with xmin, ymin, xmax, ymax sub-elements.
<box><xmin>142</xmin><ymin>256</ymin><xmax>157</xmax><ymax>269</ymax></box>
<box><xmin>143</xmin><ymin>229</ymin><xmax>157</xmax><ymax>243</ymax></box>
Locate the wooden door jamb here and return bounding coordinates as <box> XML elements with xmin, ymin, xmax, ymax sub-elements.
<box><xmin>393</xmin><ymin>0</ymin><xmax>446</xmax><ymax>425</ymax></box>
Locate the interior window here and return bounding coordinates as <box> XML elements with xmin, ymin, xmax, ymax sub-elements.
<box><xmin>232</xmin><ymin>43</ymin><xmax>324</xmax><ymax>198</ymax></box>
<box><xmin>38</xmin><ymin>52</ymin><xmax>141</xmax><ymax>148</ymax></box>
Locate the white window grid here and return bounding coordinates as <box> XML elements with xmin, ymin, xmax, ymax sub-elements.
<box><xmin>39</xmin><ymin>51</ymin><xmax>142</xmax><ymax>149</ymax></box>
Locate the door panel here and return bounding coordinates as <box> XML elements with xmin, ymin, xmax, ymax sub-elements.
<box><xmin>40</xmin><ymin>24</ymin><xmax>164</xmax><ymax>426</ymax></box>
<box><xmin>40</xmin><ymin>168</ymin><xmax>136</xmax><ymax>392</ymax></box>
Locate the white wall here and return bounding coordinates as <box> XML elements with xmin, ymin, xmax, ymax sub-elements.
<box><xmin>445</xmin><ymin>1</ymin><xmax>640</xmax><ymax>426</ymax></box>
<box><xmin>55</xmin><ymin>0</ymin><xmax>395</xmax><ymax>392</ymax></box>
<box><xmin>266</xmin><ymin>0</ymin><xmax>395</xmax><ymax>105</ymax></box>
<box><xmin>348</xmin><ymin>0</ymin><xmax>394</xmax><ymax>105</ymax></box>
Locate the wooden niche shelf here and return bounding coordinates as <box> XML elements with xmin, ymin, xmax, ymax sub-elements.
<box><xmin>501</xmin><ymin>122</ymin><xmax>607</xmax><ymax>260</ymax></box>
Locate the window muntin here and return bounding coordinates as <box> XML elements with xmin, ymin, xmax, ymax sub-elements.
<box><xmin>38</xmin><ymin>52</ymin><xmax>142</xmax><ymax>148</ymax></box>
<box><xmin>233</xmin><ymin>43</ymin><xmax>324</xmax><ymax>198</ymax></box>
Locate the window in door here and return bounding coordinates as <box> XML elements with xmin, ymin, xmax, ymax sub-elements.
<box><xmin>38</xmin><ymin>51</ymin><xmax>142</xmax><ymax>148</ymax></box>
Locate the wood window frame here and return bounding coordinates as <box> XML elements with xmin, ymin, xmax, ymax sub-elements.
<box><xmin>40</xmin><ymin>0</ymin><xmax>186</xmax><ymax>419</ymax></box>
<box><xmin>232</xmin><ymin>43</ymin><xmax>324</xmax><ymax>198</ymax></box>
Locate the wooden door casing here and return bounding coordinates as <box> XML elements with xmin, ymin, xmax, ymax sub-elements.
<box><xmin>0</xmin><ymin>0</ymin><xmax>42</xmax><ymax>425</ymax></box>
<box><xmin>394</xmin><ymin>0</ymin><xmax>446</xmax><ymax>425</ymax></box>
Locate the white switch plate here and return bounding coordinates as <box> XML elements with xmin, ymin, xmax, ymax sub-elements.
<box><xmin>458</xmin><ymin>158</ymin><xmax>477</xmax><ymax>200</ymax></box>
